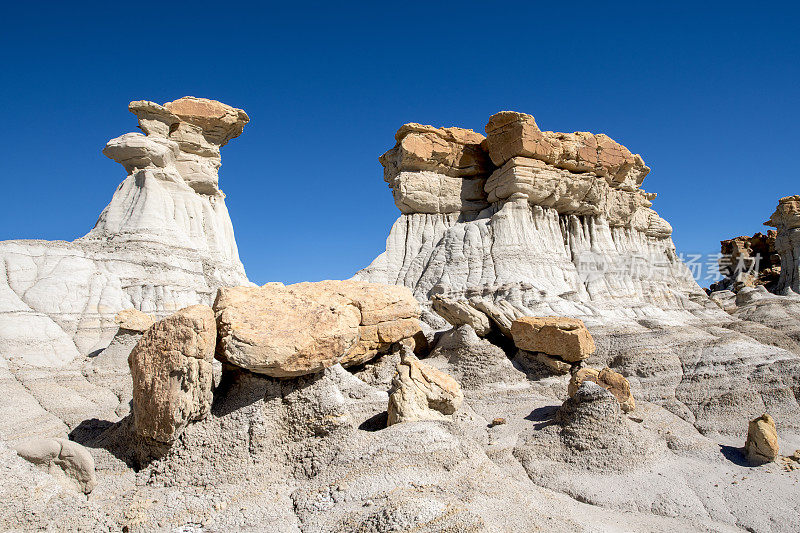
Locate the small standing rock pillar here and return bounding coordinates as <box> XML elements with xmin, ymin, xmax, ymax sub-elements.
<box><xmin>387</xmin><ymin>349</ymin><xmax>464</xmax><ymax>425</ymax></box>
<box><xmin>745</xmin><ymin>413</ymin><xmax>779</xmax><ymax>465</ymax></box>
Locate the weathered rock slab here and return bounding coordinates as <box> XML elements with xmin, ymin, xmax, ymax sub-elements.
<box><xmin>129</xmin><ymin>305</ymin><xmax>216</xmax><ymax>443</ymax></box>
<box><xmin>114</xmin><ymin>308</ymin><xmax>155</xmax><ymax>332</ymax></box>
<box><xmin>431</xmin><ymin>295</ymin><xmax>492</xmax><ymax>336</ymax></box>
<box><xmin>215</xmin><ymin>280</ymin><xmax>422</xmax><ymax>376</ymax></box>
<box><xmin>387</xmin><ymin>350</ymin><xmax>463</xmax><ymax>425</ymax></box>
<box><xmin>511</xmin><ymin>317</ymin><xmax>595</xmax><ymax>362</ymax></box>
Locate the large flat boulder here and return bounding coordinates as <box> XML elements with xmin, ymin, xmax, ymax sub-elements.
<box><xmin>214</xmin><ymin>280</ymin><xmax>422</xmax><ymax>377</ymax></box>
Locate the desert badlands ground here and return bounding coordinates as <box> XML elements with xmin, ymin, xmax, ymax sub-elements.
<box><xmin>1</xmin><ymin>97</ymin><xmax>799</xmax><ymax>532</ymax></box>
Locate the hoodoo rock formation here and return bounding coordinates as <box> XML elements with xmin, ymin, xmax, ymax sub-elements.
<box><xmin>355</xmin><ymin>110</ymin><xmax>697</xmax><ymax>328</ymax></box>
<box><xmin>765</xmin><ymin>195</ymin><xmax>800</xmax><ymax>294</ymax></box>
<box><xmin>0</xmin><ymin>97</ymin><xmax>249</xmax><ymax>458</ymax></box>
<box><xmin>356</xmin><ymin>111</ymin><xmax>800</xmax><ymax>442</ymax></box>
<box><xmin>0</xmin><ymin>97</ymin><xmax>248</xmax><ymax>368</ymax></box>
<box><xmin>710</xmin><ymin>230</ymin><xmax>780</xmax><ymax>293</ymax></box>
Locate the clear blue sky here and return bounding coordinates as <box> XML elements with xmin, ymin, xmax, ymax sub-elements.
<box><xmin>2</xmin><ymin>2</ymin><xmax>798</xmax><ymax>286</ymax></box>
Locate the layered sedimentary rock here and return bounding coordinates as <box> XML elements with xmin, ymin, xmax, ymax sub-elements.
<box><xmin>215</xmin><ymin>280</ymin><xmax>422</xmax><ymax>377</ymax></box>
<box><xmin>355</xmin><ymin>111</ymin><xmax>697</xmax><ymax>326</ymax></box>
<box><xmin>4</xmin><ymin>107</ymin><xmax>800</xmax><ymax>533</ymax></box>
<box><xmin>484</xmin><ymin>112</ymin><xmax>651</xmax><ymax>189</ymax></box>
<box><xmin>431</xmin><ymin>295</ymin><xmax>492</xmax><ymax>336</ymax></box>
<box><xmin>0</xmin><ymin>97</ymin><xmax>249</xmax><ymax>368</ymax></box>
<box><xmin>380</xmin><ymin>123</ymin><xmax>493</xmax><ymax>214</ymax></box>
<box><xmin>355</xmin><ymin>111</ymin><xmax>800</xmax><ymax>442</ymax></box>
<box><xmin>765</xmin><ymin>195</ymin><xmax>800</xmax><ymax>294</ymax></box>
<box><xmin>710</xmin><ymin>230</ymin><xmax>780</xmax><ymax>292</ymax></box>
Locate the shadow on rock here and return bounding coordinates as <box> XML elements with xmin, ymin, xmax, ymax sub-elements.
<box><xmin>719</xmin><ymin>444</ymin><xmax>755</xmax><ymax>467</ymax></box>
<box><xmin>359</xmin><ymin>411</ymin><xmax>388</xmax><ymax>432</ymax></box>
<box><xmin>69</xmin><ymin>416</ymin><xmax>170</xmax><ymax>470</ymax></box>
<box><xmin>525</xmin><ymin>405</ymin><xmax>559</xmax><ymax>429</ymax></box>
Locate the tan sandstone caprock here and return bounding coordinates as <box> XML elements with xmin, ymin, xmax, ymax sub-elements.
<box><xmin>484</xmin><ymin>112</ymin><xmax>560</xmax><ymax>168</ymax></box>
<box><xmin>381</xmin><ymin>123</ymin><xmax>492</xmax><ymax>182</ymax></box>
<box><xmin>130</xmin><ymin>96</ymin><xmax>250</xmax><ymax>147</ymax></box>
<box><xmin>745</xmin><ymin>413</ymin><xmax>779</xmax><ymax>465</ymax></box>
<box><xmin>114</xmin><ymin>308</ymin><xmax>155</xmax><ymax>333</ymax></box>
<box><xmin>511</xmin><ymin>317</ymin><xmax>595</xmax><ymax>362</ymax></box>
<box><xmin>387</xmin><ymin>350</ymin><xmax>464</xmax><ymax>425</ymax></box>
<box><xmin>163</xmin><ymin>96</ymin><xmax>250</xmax><ymax>145</ymax></box>
<box><xmin>568</xmin><ymin>366</ymin><xmax>635</xmax><ymax>413</ymax></box>
<box><xmin>214</xmin><ymin>280</ymin><xmax>422</xmax><ymax>376</ymax></box>
<box><xmin>764</xmin><ymin>195</ymin><xmax>800</xmax><ymax>231</ymax></box>
<box><xmin>128</xmin><ymin>305</ymin><xmax>217</xmax><ymax>443</ymax></box>
<box><xmin>379</xmin><ymin>123</ymin><xmax>493</xmax><ymax>214</ymax></box>
<box><xmin>484</xmin><ymin>111</ymin><xmax>649</xmax><ymax>187</ymax></box>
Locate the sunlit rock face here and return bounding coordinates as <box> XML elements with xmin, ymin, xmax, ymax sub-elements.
<box><xmin>0</xmin><ymin>97</ymin><xmax>249</xmax><ymax>367</ymax></box>
<box><xmin>765</xmin><ymin>195</ymin><xmax>800</xmax><ymax>295</ymax></box>
<box><xmin>355</xmin><ymin>110</ymin><xmax>704</xmax><ymax>326</ymax></box>
<box><xmin>355</xmin><ymin>111</ymin><xmax>800</xmax><ymax>440</ymax></box>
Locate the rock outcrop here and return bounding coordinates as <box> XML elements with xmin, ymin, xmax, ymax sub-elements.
<box><xmin>114</xmin><ymin>309</ymin><xmax>156</xmax><ymax>333</ymax></box>
<box><xmin>355</xmin><ymin>111</ymin><xmax>699</xmax><ymax>328</ymax></box>
<box><xmin>129</xmin><ymin>305</ymin><xmax>216</xmax><ymax>443</ymax></box>
<box><xmin>568</xmin><ymin>367</ymin><xmax>636</xmax><ymax>413</ymax></box>
<box><xmin>13</xmin><ymin>437</ymin><xmax>97</xmax><ymax>494</ymax></box>
<box><xmin>431</xmin><ymin>295</ymin><xmax>492</xmax><ymax>336</ymax></box>
<box><xmin>765</xmin><ymin>195</ymin><xmax>800</xmax><ymax>294</ymax></box>
<box><xmin>387</xmin><ymin>349</ymin><xmax>463</xmax><ymax>424</ymax></box>
<box><xmin>484</xmin><ymin>112</ymin><xmax>650</xmax><ymax>188</ymax></box>
<box><xmin>511</xmin><ymin>316</ymin><xmax>595</xmax><ymax>362</ymax></box>
<box><xmin>0</xmin><ymin>96</ymin><xmax>249</xmax><ymax>368</ymax></box>
<box><xmin>428</xmin><ymin>325</ymin><xmax>525</xmax><ymax>389</ymax></box>
<box><xmin>355</xmin><ymin>111</ymin><xmax>800</xmax><ymax>444</ymax></box>
<box><xmin>745</xmin><ymin>413</ymin><xmax>779</xmax><ymax>465</ymax></box>
<box><xmin>380</xmin><ymin>124</ymin><xmax>492</xmax><ymax>214</ymax></box>
<box><xmin>5</xmin><ymin>105</ymin><xmax>800</xmax><ymax>533</ymax></box>
<box><xmin>514</xmin><ymin>381</ymin><xmax>652</xmax><ymax>476</ymax></box>
<box><xmin>215</xmin><ymin>280</ymin><xmax>422</xmax><ymax>377</ymax></box>
<box><xmin>709</xmin><ymin>230</ymin><xmax>780</xmax><ymax>293</ymax></box>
